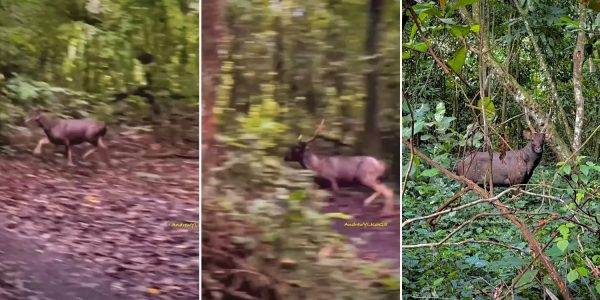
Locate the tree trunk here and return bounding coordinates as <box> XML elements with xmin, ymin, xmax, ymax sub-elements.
<box><xmin>457</xmin><ymin>8</ymin><xmax>571</xmax><ymax>161</ymax></box>
<box><xmin>363</xmin><ymin>0</ymin><xmax>383</xmax><ymax>156</ymax></box>
<box><xmin>572</xmin><ymin>4</ymin><xmax>587</xmax><ymax>156</ymax></box>
<box><xmin>201</xmin><ymin>0</ymin><xmax>223</xmax><ymax>178</ymax></box>
<box><xmin>513</xmin><ymin>0</ymin><xmax>573</xmax><ymax>142</ymax></box>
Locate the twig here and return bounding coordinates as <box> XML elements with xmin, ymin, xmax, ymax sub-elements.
<box><xmin>403</xmin><ymin>188</ymin><xmax>516</xmax><ymax>228</ymax></box>
<box><xmin>403</xmin><ymin>239</ymin><xmax>528</xmax><ymax>254</ymax></box>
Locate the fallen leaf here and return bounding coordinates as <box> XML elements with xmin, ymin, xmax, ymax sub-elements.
<box><xmin>147</xmin><ymin>287</ymin><xmax>161</xmax><ymax>295</ymax></box>
<box><xmin>85</xmin><ymin>195</ymin><xmax>99</xmax><ymax>204</ymax></box>
<box><xmin>318</xmin><ymin>245</ymin><xmax>334</xmax><ymax>258</ymax></box>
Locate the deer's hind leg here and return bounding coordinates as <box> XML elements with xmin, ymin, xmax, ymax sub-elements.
<box><xmin>361</xmin><ymin>176</ymin><xmax>394</xmax><ymax>215</ymax></box>
<box><xmin>97</xmin><ymin>136</ymin><xmax>111</xmax><ymax>166</ymax></box>
<box><xmin>64</xmin><ymin>143</ymin><xmax>74</xmax><ymax>167</ymax></box>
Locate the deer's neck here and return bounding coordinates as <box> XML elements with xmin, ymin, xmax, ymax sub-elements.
<box><xmin>301</xmin><ymin>151</ymin><xmax>321</xmax><ymax>171</ymax></box>
<box><xmin>36</xmin><ymin>115</ymin><xmax>58</xmax><ymax>134</ymax></box>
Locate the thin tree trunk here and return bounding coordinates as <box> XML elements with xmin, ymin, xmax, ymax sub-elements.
<box><xmin>201</xmin><ymin>0</ymin><xmax>223</xmax><ymax>178</ymax></box>
<box><xmin>458</xmin><ymin>8</ymin><xmax>571</xmax><ymax>161</ymax></box>
<box><xmin>572</xmin><ymin>4</ymin><xmax>587</xmax><ymax>155</ymax></box>
<box><xmin>513</xmin><ymin>0</ymin><xmax>572</xmax><ymax>142</ymax></box>
<box><xmin>364</xmin><ymin>0</ymin><xmax>383</xmax><ymax>156</ymax></box>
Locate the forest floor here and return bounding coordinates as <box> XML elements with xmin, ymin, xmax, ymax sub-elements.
<box><xmin>323</xmin><ymin>191</ymin><xmax>400</xmax><ymax>269</ymax></box>
<box><xmin>0</xmin><ymin>127</ymin><xmax>199</xmax><ymax>300</ymax></box>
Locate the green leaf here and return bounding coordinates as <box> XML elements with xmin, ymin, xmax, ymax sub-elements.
<box><xmin>434</xmin><ymin>102</ymin><xmax>446</xmax><ymax>122</ymax></box>
<box><xmin>289</xmin><ymin>190</ymin><xmax>306</xmax><ymax>203</ymax></box>
<box><xmin>596</xmin><ymin>283</ymin><xmax>600</xmax><ymax>294</ymax></box>
<box><xmin>577</xmin><ymin>267</ymin><xmax>588</xmax><ymax>277</ymax></box>
<box><xmin>580</xmin><ymin>165</ymin><xmax>590</xmax><ymax>177</ymax></box>
<box><xmin>514</xmin><ymin>269</ymin><xmax>537</xmax><ymax>286</ymax></box>
<box><xmin>477</xmin><ymin>96</ymin><xmax>496</xmax><ymax>123</ymax></box>
<box><xmin>381</xmin><ymin>276</ymin><xmax>400</xmax><ymax>290</ymax></box>
<box><xmin>438</xmin><ymin>18</ymin><xmax>456</xmax><ymax>24</ymax></box>
<box><xmin>447</xmin><ymin>46</ymin><xmax>467</xmax><ymax>73</ymax></box>
<box><xmin>323</xmin><ymin>212</ymin><xmax>353</xmax><ymax>220</ymax></box>
<box><xmin>405</xmin><ymin>42</ymin><xmax>427</xmax><ymax>52</ymax></box>
<box><xmin>455</xmin><ymin>0</ymin><xmax>480</xmax><ymax>8</ymax></box>
<box><xmin>449</xmin><ymin>0</ymin><xmax>480</xmax><ymax>13</ymax></box>
<box><xmin>413</xmin><ymin>121</ymin><xmax>425</xmax><ymax>135</ymax></box>
<box><xmin>558</xmin><ymin>225</ymin><xmax>569</xmax><ymax>237</ymax></box>
<box><xmin>402</xmin><ymin>51</ymin><xmax>411</xmax><ymax>59</ymax></box>
<box><xmin>449</xmin><ymin>25</ymin><xmax>471</xmax><ymax>37</ymax></box>
<box><xmin>433</xmin><ymin>277</ymin><xmax>444</xmax><ymax>286</ymax></box>
<box><xmin>420</xmin><ymin>168</ymin><xmax>440</xmax><ymax>177</ymax></box>
<box><xmin>561</xmin><ymin>164</ymin><xmax>572</xmax><ymax>175</ymax></box>
<box><xmin>557</xmin><ymin>240</ymin><xmax>569</xmax><ymax>252</ymax></box>
<box><xmin>567</xmin><ymin>269</ymin><xmax>579</xmax><ymax>283</ymax></box>
<box><xmin>470</xmin><ymin>24</ymin><xmax>481</xmax><ymax>33</ymax></box>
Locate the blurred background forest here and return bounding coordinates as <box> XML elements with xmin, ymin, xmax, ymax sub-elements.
<box><xmin>0</xmin><ymin>1</ymin><xmax>200</xmax><ymax>299</ymax></box>
<box><xmin>403</xmin><ymin>0</ymin><xmax>600</xmax><ymax>299</ymax></box>
<box><xmin>0</xmin><ymin>0</ymin><xmax>198</xmax><ymax>141</ymax></box>
<box><xmin>202</xmin><ymin>0</ymin><xmax>400</xmax><ymax>299</ymax></box>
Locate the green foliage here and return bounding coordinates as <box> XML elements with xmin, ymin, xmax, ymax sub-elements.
<box><xmin>0</xmin><ymin>0</ymin><xmax>199</xmax><ymax>133</ymax></box>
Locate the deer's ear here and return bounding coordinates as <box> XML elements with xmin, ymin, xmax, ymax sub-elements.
<box><xmin>523</xmin><ymin>130</ymin><xmax>532</xmax><ymax>139</ymax></box>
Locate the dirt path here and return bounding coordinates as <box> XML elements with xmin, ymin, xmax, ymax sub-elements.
<box><xmin>322</xmin><ymin>190</ymin><xmax>400</xmax><ymax>269</ymax></box>
<box><xmin>0</xmin><ymin>131</ymin><xmax>199</xmax><ymax>300</ymax></box>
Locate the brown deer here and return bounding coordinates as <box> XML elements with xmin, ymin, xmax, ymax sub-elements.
<box><xmin>25</xmin><ymin>109</ymin><xmax>110</xmax><ymax>166</ymax></box>
<box><xmin>284</xmin><ymin>120</ymin><xmax>395</xmax><ymax>216</ymax></box>
<box><xmin>456</xmin><ymin>109</ymin><xmax>550</xmax><ymax>187</ymax></box>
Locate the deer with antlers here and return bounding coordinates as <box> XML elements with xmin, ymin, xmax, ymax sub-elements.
<box><xmin>284</xmin><ymin>120</ymin><xmax>395</xmax><ymax>216</ymax></box>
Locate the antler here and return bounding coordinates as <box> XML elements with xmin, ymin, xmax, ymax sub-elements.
<box><xmin>523</xmin><ymin>107</ymin><xmax>536</xmax><ymax>133</ymax></box>
<box><xmin>541</xmin><ymin>109</ymin><xmax>552</xmax><ymax>133</ymax></box>
<box><xmin>305</xmin><ymin>119</ymin><xmax>325</xmax><ymax>144</ymax></box>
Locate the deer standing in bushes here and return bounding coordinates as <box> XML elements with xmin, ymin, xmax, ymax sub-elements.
<box><xmin>25</xmin><ymin>109</ymin><xmax>110</xmax><ymax>166</ymax></box>
<box><xmin>429</xmin><ymin>109</ymin><xmax>551</xmax><ymax>227</ymax></box>
<box><xmin>456</xmin><ymin>109</ymin><xmax>550</xmax><ymax>187</ymax></box>
<box><xmin>284</xmin><ymin>120</ymin><xmax>395</xmax><ymax>216</ymax></box>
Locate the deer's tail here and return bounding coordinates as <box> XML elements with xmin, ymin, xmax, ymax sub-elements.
<box><xmin>378</xmin><ymin>160</ymin><xmax>389</xmax><ymax>182</ymax></box>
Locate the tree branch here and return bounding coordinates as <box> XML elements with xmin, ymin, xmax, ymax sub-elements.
<box><xmin>402</xmin><ymin>139</ymin><xmax>573</xmax><ymax>299</ymax></box>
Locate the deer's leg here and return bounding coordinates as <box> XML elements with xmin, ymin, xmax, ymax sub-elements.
<box><xmin>377</xmin><ymin>183</ymin><xmax>395</xmax><ymax>216</ymax></box>
<box><xmin>329</xmin><ymin>178</ymin><xmax>340</xmax><ymax>193</ymax></box>
<box><xmin>98</xmin><ymin>137</ymin><xmax>111</xmax><ymax>166</ymax></box>
<box><xmin>33</xmin><ymin>137</ymin><xmax>49</xmax><ymax>155</ymax></box>
<box><xmin>363</xmin><ymin>191</ymin><xmax>381</xmax><ymax>207</ymax></box>
<box><xmin>82</xmin><ymin>148</ymin><xmax>97</xmax><ymax>160</ymax></box>
<box><xmin>362</xmin><ymin>177</ymin><xmax>395</xmax><ymax>215</ymax></box>
<box><xmin>63</xmin><ymin>142</ymin><xmax>74</xmax><ymax>166</ymax></box>
<box><xmin>361</xmin><ymin>176</ymin><xmax>381</xmax><ymax>207</ymax></box>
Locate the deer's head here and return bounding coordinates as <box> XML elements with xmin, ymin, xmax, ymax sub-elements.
<box><xmin>523</xmin><ymin>107</ymin><xmax>551</xmax><ymax>154</ymax></box>
<box><xmin>284</xmin><ymin>120</ymin><xmax>325</xmax><ymax>163</ymax></box>
<box><xmin>25</xmin><ymin>109</ymin><xmax>43</xmax><ymax>124</ymax></box>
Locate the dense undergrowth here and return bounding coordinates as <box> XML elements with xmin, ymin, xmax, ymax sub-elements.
<box><xmin>403</xmin><ymin>101</ymin><xmax>600</xmax><ymax>298</ymax></box>
<box><xmin>202</xmin><ymin>104</ymin><xmax>400</xmax><ymax>300</ymax></box>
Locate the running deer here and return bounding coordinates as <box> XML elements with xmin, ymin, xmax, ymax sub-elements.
<box><xmin>25</xmin><ymin>109</ymin><xmax>110</xmax><ymax>166</ymax></box>
<box><xmin>456</xmin><ymin>109</ymin><xmax>550</xmax><ymax>187</ymax></box>
<box><xmin>284</xmin><ymin>120</ymin><xmax>395</xmax><ymax>216</ymax></box>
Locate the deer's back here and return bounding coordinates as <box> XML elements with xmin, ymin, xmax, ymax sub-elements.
<box><xmin>319</xmin><ymin>156</ymin><xmax>386</xmax><ymax>181</ymax></box>
<box><xmin>457</xmin><ymin>150</ymin><xmax>535</xmax><ymax>187</ymax></box>
<box><xmin>47</xmin><ymin>119</ymin><xmax>106</xmax><ymax>145</ymax></box>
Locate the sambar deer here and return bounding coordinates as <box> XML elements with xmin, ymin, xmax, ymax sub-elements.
<box><xmin>284</xmin><ymin>120</ymin><xmax>395</xmax><ymax>216</ymax></box>
<box><xmin>25</xmin><ymin>109</ymin><xmax>110</xmax><ymax>166</ymax></box>
<box><xmin>456</xmin><ymin>109</ymin><xmax>550</xmax><ymax>187</ymax></box>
